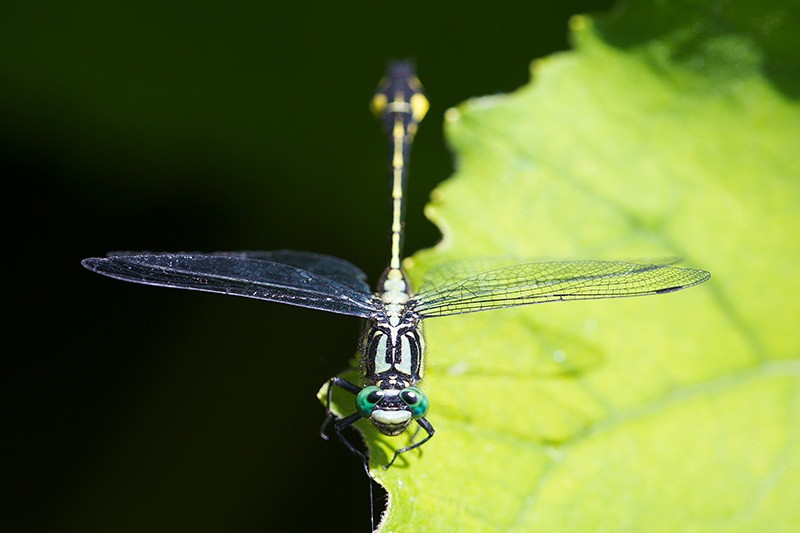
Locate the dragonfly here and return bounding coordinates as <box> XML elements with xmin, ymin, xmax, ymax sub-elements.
<box><xmin>82</xmin><ymin>62</ymin><xmax>710</xmax><ymax>470</ymax></box>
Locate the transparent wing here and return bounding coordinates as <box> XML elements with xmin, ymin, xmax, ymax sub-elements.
<box><xmin>418</xmin><ymin>256</ymin><xmax>528</xmax><ymax>293</ymax></box>
<box><xmin>83</xmin><ymin>253</ymin><xmax>376</xmax><ymax>318</ymax></box>
<box><xmin>417</xmin><ymin>256</ymin><xmax>685</xmax><ymax>294</ymax></box>
<box><xmin>412</xmin><ymin>260</ymin><xmax>710</xmax><ymax>318</ymax></box>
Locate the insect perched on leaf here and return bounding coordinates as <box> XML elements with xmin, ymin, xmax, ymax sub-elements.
<box><xmin>82</xmin><ymin>62</ymin><xmax>710</xmax><ymax>472</ymax></box>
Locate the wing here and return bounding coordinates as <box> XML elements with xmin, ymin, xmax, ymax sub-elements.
<box><xmin>107</xmin><ymin>250</ymin><xmax>371</xmax><ymax>293</ymax></box>
<box><xmin>83</xmin><ymin>253</ymin><xmax>376</xmax><ymax>318</ymax></box>
<box><xmin>411</xmin><ymin>260</ymin><xmax>710</xmax><ymax>318</ymax></box>
<box><xmin>417</xmin><ymin>255</ymin><xmax>685</xmax><ymax>294</ymax></box>
<box><xmin>209</xmin><ymin>250</ymin><xmax>371</xmax><ymax>293</ymax></box>
<box><xmin>418</xmin><ymin>256</ymin><xmax>528</xmax><ymax>293</ymax></box>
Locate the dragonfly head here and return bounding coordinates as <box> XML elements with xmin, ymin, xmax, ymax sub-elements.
<box><xmin>356</xmin><ymin>385</ymin><xmax>429</xmax><ymax>436</ymax></box>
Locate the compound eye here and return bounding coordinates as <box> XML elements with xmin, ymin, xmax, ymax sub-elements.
<box><xmin>400</xmin><ymin>386</ymin><xmax>429</xmax><ymax>419</ymax></box>
<box><xmin>356</xmin><ymin>386</ymin><xmax>384</xmax><ymax>417</ymax></box>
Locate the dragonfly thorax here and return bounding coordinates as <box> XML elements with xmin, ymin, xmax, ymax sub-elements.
<box><xmin>361</xmin><ymin>314</ymin><xmax>424</xmax><ymax>381</ymax></box>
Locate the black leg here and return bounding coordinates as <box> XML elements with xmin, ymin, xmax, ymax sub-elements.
<box><xmin>319</xmin><ymin>377</ymin><xmax>371</xmax><ymax>471</ymax></box>
<box><xmin>334</xmin><ymin>412</ymin><xmax>370</xmax><ymax>471</ymax></box>
<box><xmin>318</xmin><ymin>377</ymin><xmax>375</xmax><ymax>531</ymax></box>
<box><xmin>320</xmin><ymin>376</ymin><xmax>362</xmax><ymax>440</ymax></box>
<box><xmin>383</xmin><ymin>417</ymin><xmax>435</xmax><ymax>469</ymax></box>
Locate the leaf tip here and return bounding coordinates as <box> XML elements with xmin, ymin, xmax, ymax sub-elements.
<box><xmin>444</xmin><ymin>107</ymin><xmax>461</xmax><ymax>124</ymax></box>
<box><xmin>568</xmin><ymin>14</ymin><xmax>588</xmax><ymax>32</ymax></box>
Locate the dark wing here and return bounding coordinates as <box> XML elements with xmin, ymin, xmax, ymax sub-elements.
<box><xmin>411</xmin><ymin>260</ymin><xmax>710</xmax><ymax>318</ymax></box>
<box><xmin>107</xmin><ymin>250</ymin><xmax>371</xmax><ymax>293</ymax></box>
<box><xmin>83</xmin><ymin>253</ymin><xmax>376</xmax><ymax>318</ymax></box>
<box><xmin>211</xmin><ymin>250</ymin><xmax>371</xmax><ymax>293</ymax></box>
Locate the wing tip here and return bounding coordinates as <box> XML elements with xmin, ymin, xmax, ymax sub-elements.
<box><xmin>81</xmin><ymin>257</ymin><xmax>104</xmax><ymax>271</ymax></box>
<box><xmin>658</xmin><ymin>268</ymin><xmax>711</xmax><ymax>293</ymax></box>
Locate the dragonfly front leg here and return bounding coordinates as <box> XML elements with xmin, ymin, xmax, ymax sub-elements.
<box><xmin>320</xmin><ymin>376</ymin><xmax>362</xmax><ymax>437</ymax></box>
<box><xmin>320</xmin><ymin>377</ymin><xmax>371</xmax><ymax>472</ymax></box>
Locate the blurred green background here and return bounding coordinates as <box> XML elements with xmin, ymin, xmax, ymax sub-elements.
<box><xmin>2</xmin><ymin>1</ymin><xmax>616</xmax><ymax>531</ymax></box>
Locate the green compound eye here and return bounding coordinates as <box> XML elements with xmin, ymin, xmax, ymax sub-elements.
<box><xmin>356</xmin><ymin>386</ymin><xmax>384</xmax><ymax>417</ymax></box>
<box><xmin>400</xmin><ymin>387</ymin><xmax>429</xmax><ymax>419</ymax></box>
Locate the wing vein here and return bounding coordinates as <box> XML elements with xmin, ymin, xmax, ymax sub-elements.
<box><xmin>413</xmin><ymin>260</ymin><xmax>710</xmax><ymax>318</ymax></box>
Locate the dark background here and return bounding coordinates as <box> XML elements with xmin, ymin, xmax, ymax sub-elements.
<box><xmin>3</xmin><ymin>1</ymin><xmax>615</xmax><ymax>531</ymax></box>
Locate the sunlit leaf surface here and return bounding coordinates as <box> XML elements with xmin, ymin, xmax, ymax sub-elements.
<box><xmin>325</xmin><ymin>1</ymin><xmax>800</xmax><ymax>531</ymax></box>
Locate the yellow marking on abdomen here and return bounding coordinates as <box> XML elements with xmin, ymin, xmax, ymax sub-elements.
<box><xmin>390</xmin><ymin>113</ymin><xmax>407</xmax><ymax>269</ymax></box>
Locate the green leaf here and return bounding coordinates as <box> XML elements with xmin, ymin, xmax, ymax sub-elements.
<box><xmin>323</xmin><ymin>1</ymin><xmax>800</xmax><ymax>531</ymax></box>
